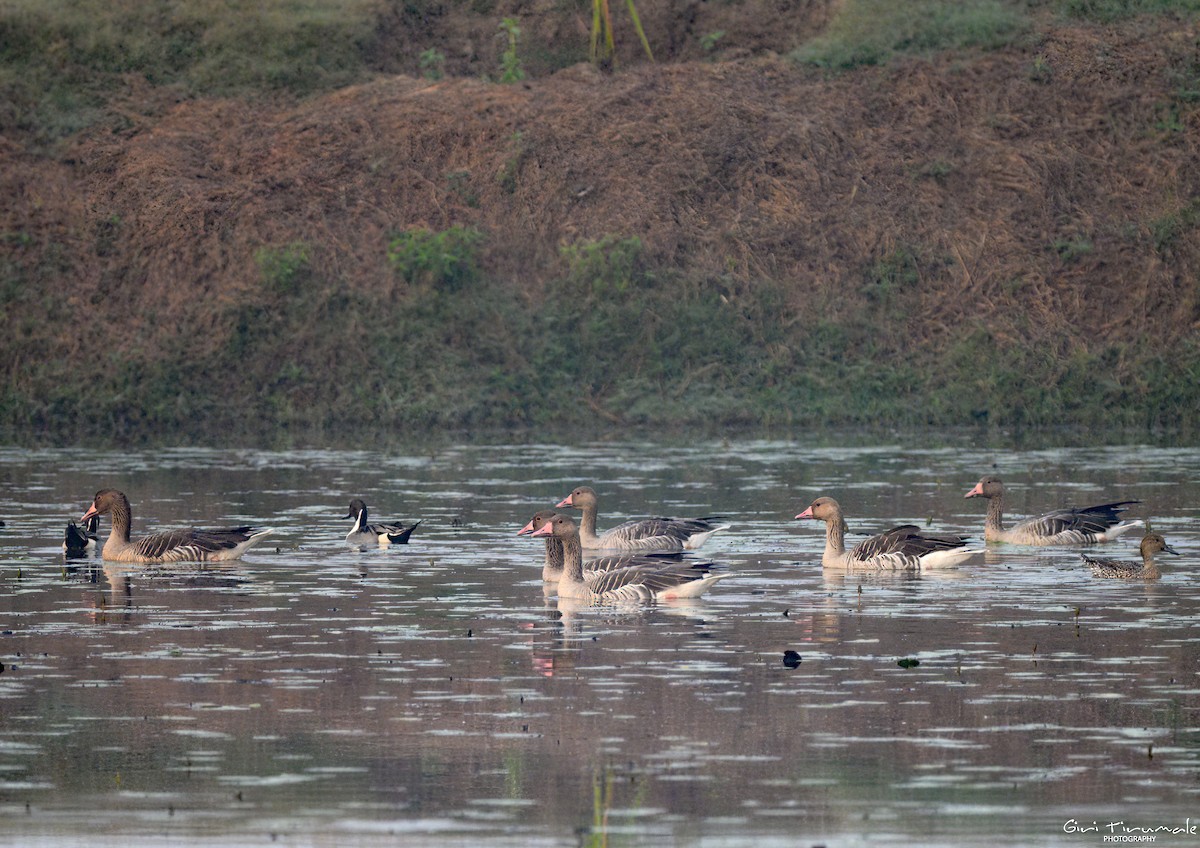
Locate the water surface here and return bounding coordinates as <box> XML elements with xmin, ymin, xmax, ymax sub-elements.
<box><xmin>1</xmin><ymin>440</ymin><xmax>1198</xmax><ymax>846</ymax></box>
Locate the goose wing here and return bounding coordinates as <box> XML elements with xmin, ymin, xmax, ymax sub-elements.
<box><xmin>849</xmin><ymin>525</ymin><xmax>969</xmax><ymax>565</ymax></box>
<box><xmin>583</xmin><ymin>551</ymin><xmax>686</xmax><ymax>573</ymax></box>
<box><xmin>1015</xmin><ymin>501</ymin><xmax>1139</xmax><ymax>538</ymax></box>
<box><xmin>133</xmin><ymin>526</ymin><xmax>260</xmax><ymax>561</ymax></box>
<box><xmin>600</xmin><ymin>516</ymin><xmax>722</xmax><ymax>544</ymax></box>
<box><xmin>584</xmin><ymin>563</ymin><xmax>714</xmax><ymax>601</ymax></box>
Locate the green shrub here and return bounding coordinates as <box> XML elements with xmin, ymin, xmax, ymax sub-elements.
<box><xmin>862</xmin><ymin>246</ymin><xmax>921</xmax><ymax>305</ymax></box>
<box><xmin>560</xmin><ymin>235</ymin><xmax>646</xmax><ymax>295</ymax></box>
<box><xmin>419</xmin><ymin>48</ymin><xmax>445</xmax><ymax>80</ymax></box>
<box><xmin>387</xmin><ymin>226</ymin><xmax>484</xmax><ymax>290</ymax></box>
<box><xmin>1052</xmin><ymin>235</ymin><xmax>1093</xmax><ymax>264</ymax></box>
<box><xmin>498</xmin><ymin>18</ymin><xmax>525</xmax><ymax>83</ymax></box>
<box><xmin>255</xmin><ymin>242</ymin><xmax>312</xmax><ymax>294</ymax></box>
<box><xmin>1149</xmin><ymin>200</ymin><xmax>1200</xmax><ymax>256</ymax></box>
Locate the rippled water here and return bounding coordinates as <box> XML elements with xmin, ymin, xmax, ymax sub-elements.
<box><xmin>1</xmin><ymin>439</ymin><xmax>1198</xmax><ymax>846</ymax></box>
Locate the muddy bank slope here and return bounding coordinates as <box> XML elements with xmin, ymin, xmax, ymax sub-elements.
<box><xmin>1</xmin><ymin>17</ymin><xmax>1197</xmax><ymax>441</ymax></box>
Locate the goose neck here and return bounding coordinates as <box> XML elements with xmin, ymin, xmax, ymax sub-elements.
<box><xmin>562</xmin><ymin>534</ymin><xmax>585</xmax><ymax>583</ymax></box>
<box><xmin>985</xmin><ymin>495</ymin><xmax>1005</xmax><ymax>535</ymax></box>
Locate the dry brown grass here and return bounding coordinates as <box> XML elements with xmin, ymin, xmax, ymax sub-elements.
<box><xmin>2</xmin><ymin>14</ymin><xmax>1198</xmax><ymax>438</ymax></box>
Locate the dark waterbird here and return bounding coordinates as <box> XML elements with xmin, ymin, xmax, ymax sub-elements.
<box><xmin>63</xmin><ymin>514</ymin><xmax>99</xmax><ymax>556</ymax></box>
<box><xmin>344</xmin><ymin>498</ymin><xmax>420</xmax><ymax>546</ymax></box>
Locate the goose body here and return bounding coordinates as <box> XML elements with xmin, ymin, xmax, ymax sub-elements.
<box><xmin>344</xmin><ymin>498</ymin><xmax>420</xmax><ymax>546</ymax></box>
<box><xmin>531</xmin><ymin>514</ymin><xmax>729</xmax><ymax>601</ymax></box>
<box><xmin>796</xmin><ymin>496</ymin><xmax>980</xmax><ymax>570</ymax></box>
<box><xmin>81</xmin><ymin>489</ymin><xmax>273</xmax><ymax>564</ymax></box>
<box><xmin>556</xmin><ymin>486</ymin><xmax>729</xmax><ymax>552</ymax></box>
<box><xmin>964</xmin><ymin>476</ymin><xmax>1143</xmax><ymax>545</ymax></box>
<box><xmin>1083</xmin><ymin>533</ymin><xmax>1179</xmax><ymax>579</ymax></box>
<box><xmin>519</xmin><ymin>509</ymin><xmax>702</xmax><ymax>585</ymax></box>
<box><xmin>63</xmin><ymin>514</ymin><xmax>99</xmax><ymax>555</ymax></box>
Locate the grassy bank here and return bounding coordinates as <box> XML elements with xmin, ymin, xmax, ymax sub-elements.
<box><xmin>4</xmin><ymin>227</ymin><xmax>1196</xmax><ymax>444</ymax></box>
<box><xmin>2</xmin><ymin>1</ymin><xmax>1199</xmax><ymax>444</ymax></box>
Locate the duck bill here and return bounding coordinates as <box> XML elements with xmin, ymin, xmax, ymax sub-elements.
<box><xmin>80</xmin><ymin>502</ymin><xmax>99</xmax><ymax>522</ymax></box>
<box><xmin>964</xmin><ymin>483</ymin><xmax>984</xmax><ymax>498</ymax></box>
<box><xmin>517</xmin><ymin>519</ymin><xmax>537</xmax><ymax>536</ymax></box>
<box><xmin>1164</xmin><ymin>544</ymin><xmax>1181</xmax><ymax>556</ymax></box>
<box><xmin>555</xmin><ymin>495</ymin><xmax>573</xmax><ymax>508</ymax></box>
<box><xmin>530</xmin><ymin>521</ymin><xmax>554</xmax><ymax>538</ymax></box>
<box><xmin>795</xmin><ymin>506</ymin><xmax>814</xmax><ymax>520</ymax></box>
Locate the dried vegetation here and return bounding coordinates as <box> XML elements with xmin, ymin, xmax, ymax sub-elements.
<box><xmin>1</xmin><ymin>1</ymin><xmax>1198</xmax><ymax>442</ymax></box>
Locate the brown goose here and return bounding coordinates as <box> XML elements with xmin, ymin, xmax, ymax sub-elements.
<box><xmin>964</xmin><ymin>476</ymin><xmax>1142</xmax><ymax>545</ymax></box>
<box><xmin>1083</xmin><ymin>533</ymin><xmax>1180</xmax><ymax>579</ymax></box>
<box><xmin>796</xmin><ymin>496</ymin><xmax>979</xmax><ymax>570</ymax></box>
<box><xmin>530</xmin><ymin>515</ymin><xmax>729</xmax><ymax>601</ymax></box>
<box><xmin>519</xmin><ymin>509</ymin><xmax>702</xmax><ymax>585</ymax></box>
<box><xmin>556</xmin><ymin>486</ymin><xmax>729</xmax><ymax>552</ymax></box>
<box><xmin>519</xmin><ymin>509</ymin><xmax>565</xmax><ymax>582</ymax></box>
<box><xmin>81</xmin><ymin>489</ymin><xmax>274</xmax><ymax>564</ymax></box>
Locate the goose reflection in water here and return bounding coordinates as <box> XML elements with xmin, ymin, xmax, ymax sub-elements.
<box><xmin>81</xmin><ymin>563</ymin><xmax>248</xmax><ymax>626</ymax></box>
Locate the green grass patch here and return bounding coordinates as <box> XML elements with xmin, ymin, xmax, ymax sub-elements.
<box><xmin>790</xmin><ymin>0</ymin><xmax>1028</xmax><ymax>71</ymax></box>
<box><xmin>0</xmin><ymin>0</ymin><xmax>380</xmax><ymax>146</ymax></box>
<box><xmin>1058</xmin><ymin>0</ymin><xmax>1200</xmax><ymax>23</ymax></box>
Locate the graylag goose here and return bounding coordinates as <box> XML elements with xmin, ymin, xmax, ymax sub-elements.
<box><xmin>63</xmin><ymin>514</ymin><xmax>99</xmax><ymax>556</ymax></box>
<box><xmin>519</xmin><ymin>509</ymin><xmax>565</xmax><ymax>582</ymax></box>
<box><xmin>556</xmin><ymin>486</ymin><xmax>729</xmax><ymax>552</ymax></box>
<box><xmin>530</xmin><ymin>514</ymin><xmax>729</xmax><ymax>601</ymax></box>
<box><xmin>1083</xmin><ymin>533</ymin><xmax>1179</xmax><ymax>579</ymax></box>
<box><xmin>519</xmin><ymin>509</ymin><xmax>705</xmax><ymax>585</ymax></box>
<box><xmin>796</xmin><ymin>496</ymin><xmax>979</xmax><ymax>570</ymax></box>
<box><xmin>344</xmin><ymin>498</ymin><xmax>420</xmax><ymax>546</ymax></box>
<box><xmin>81</xmin><ymin>489</ymin><xmax>273</xmax><ymax>564</ymax></box>
<box><xmin>964</xmin><ymin>476</ymin><xmax>1142</xmax><ymax>545</ymax></box>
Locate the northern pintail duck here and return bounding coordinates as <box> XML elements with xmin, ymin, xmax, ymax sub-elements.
<box><xmin>81</xmin><ymin>489</ymin><xmax>274</xmax><ymax>564</ymax></box>
<box><xmin>964</xmin><ymin>476</ymin><xmax>1143</xmax><ymax>545</ymax></box>
<box><xmin>1083</xmin><ymin>533</ymin><xmax>1179</xmax><ymax>579</ymax></box>
<box><xmin>344</xmin><ymin>498</ymin><xmax>420</xmax><ymax>546</ymax></box>
<box><xmin>531</xmin><ymin>514</ymin><xmax>729</xmax><ymax>601</ymax></box>
<box><xmin>796</xmin><ymin>496</ymin><xmax>979</xmax><ymax>570</ymax></box>
<box><xmin>63</xmin><ymin>514</ymin><xmax>99</xmax><ymax>556</ymax></box>
<box><xmin>556</xmin><ymin>486</ymin><xmax>729</xmax><ymax>552</ymax></box>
